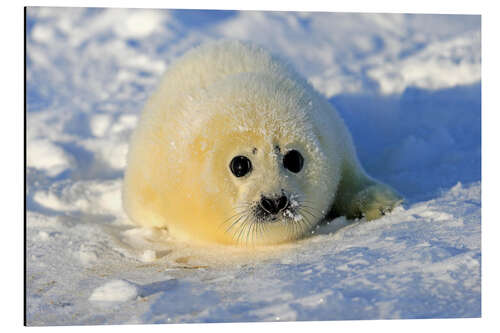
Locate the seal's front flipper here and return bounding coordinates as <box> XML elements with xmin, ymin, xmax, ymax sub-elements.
<box><xmin>348</xmin><ymin>182</ymin><xmax>402</xmax><ymax>220</ymax></box>
<box><xmin>330</xmin><ymin>167</ymin><xmax>402</xmax><ymax>221</ymax></box>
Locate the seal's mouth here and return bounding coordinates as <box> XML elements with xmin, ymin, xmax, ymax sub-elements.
<box><xmin>252</xmin><ymin>202</ymin><xmax>290</xmax><ymax>223</ymax></box>
<box><xmin>220</xmin><ymin>193</ymin><xmax>319</xmax><ymax>245</ymax></box>
<box><xmin>252</xmin><ymin>193</ymin><xmax>302</xmax><ymax>223</ymax></box>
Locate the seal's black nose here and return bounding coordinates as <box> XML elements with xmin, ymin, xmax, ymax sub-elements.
<box><xmin>260</xmin><ymin>195</ymin><xmax>289</xmax><ymax>215</ymax></box>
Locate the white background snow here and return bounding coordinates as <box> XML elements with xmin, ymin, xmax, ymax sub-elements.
<box><xmin>25</xmin><ymin>6</ymin><xmax>482</xmax><ymax>326</ymax></box>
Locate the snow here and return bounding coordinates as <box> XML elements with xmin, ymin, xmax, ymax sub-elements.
<box><xmin>89</xmin><ymin>279</ymin><xmax>139</xmax><ymax>303</ymax></box>
<box><xmin>27</xmin><ymin>139</ymin><xmax>73</xmax><ymax>177</ymax></box>
<box><xmin>114</xmin><ymin>10</ymin><xmax>165</xmax><ymax>38</ymax></box>
<box><xmin>26</xmin><ymin>8</ymin><xmax>481</xmax><ymax>326</ymax></box>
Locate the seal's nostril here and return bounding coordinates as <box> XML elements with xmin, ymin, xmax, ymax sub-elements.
<box><xmin>260</xmin><ymin>195</ymin><xmax>288</xmax><ymax>215</ymax></box>
<box><xmin>260</xmin><ymin>196</ymin><xmax>277</xmax><ymax>214</ymax></box>
<box><xmin>276</xmin><ymin>195</ymin><xmax>289</xmax><ymax>211</ymax></box>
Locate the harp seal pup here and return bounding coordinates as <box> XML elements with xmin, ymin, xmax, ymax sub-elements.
<box><xmin>122</xmin><ymin>40</ymin><xmax>402</xmax><ymax>246</ymax></box>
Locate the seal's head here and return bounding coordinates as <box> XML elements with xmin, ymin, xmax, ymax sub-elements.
<box><xmin>124</xmin><ymin>72</ymin><xmax>343</xmax><ymax>245</ymax></box>
<box><xmin>196</xmin><ymin>75</ymin><xmax>344</xmax><ymax>245</ymax></box>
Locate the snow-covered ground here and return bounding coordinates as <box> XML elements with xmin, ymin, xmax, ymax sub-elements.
<box><xmin>25</xmin><ymin>8</ymin><xmax>481</xmax><ymax>325</ymax></box>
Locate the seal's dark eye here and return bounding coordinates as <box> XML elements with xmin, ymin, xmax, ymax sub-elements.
<box><xmin>283</xmin><ymin>150</ymin><xmax>304</xmax><ymax>173</ymax></box>
<box><xmin>230</xmin><ymin>155</ymin><xmax>252</xmax><ymax>177</ymax></box>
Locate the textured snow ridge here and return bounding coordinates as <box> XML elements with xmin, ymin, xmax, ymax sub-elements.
<box><xmin>26</xmin><ymin>8</ymin><xmax>480</xmax><ymax>326</ymax></box>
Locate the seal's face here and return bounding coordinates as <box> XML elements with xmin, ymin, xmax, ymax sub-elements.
<box><xmin>222</xmin><ymin>141</ymin><xmax>314</xmax><ymax>245</ymax></box>
<box><xmin>123</xmin><ymin>73</ymin><xmax>341</xmax><ymax>245</ymax></box>
<box><xmin>191</xmin><ymin>106</ymin><xmax>338</xmax><ymax>245</ymax></box>
<box><xmin>229</xmin><ymin>147</ymin><xmax>304</xmax><ymax>224</ymax></box>
<box><xmin>171</xmin><ymin>74</ymin><xmax>341</xmax><ymax>245</ymax></box>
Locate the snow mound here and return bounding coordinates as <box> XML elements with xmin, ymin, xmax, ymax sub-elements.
<box><xmin>89</xmin><ymin>280</ymin><xmax>139</xmax><ymax>303</ymax></box>
<box><xmin>27</xmin><ymin>139</ymin><xmax>73</xmax><ymax>177</ymax></box>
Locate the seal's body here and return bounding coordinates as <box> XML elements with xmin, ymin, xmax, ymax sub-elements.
<box><xmin>123</xmin><ymin>41</ymin><xmax>401</xmax><ymax>245</ymax></box>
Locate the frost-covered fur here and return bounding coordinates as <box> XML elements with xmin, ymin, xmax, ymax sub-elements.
<box><xmin>123</xmin><ymin>40</ymin><xmax>401</xmax><ymax>245</ymax></box>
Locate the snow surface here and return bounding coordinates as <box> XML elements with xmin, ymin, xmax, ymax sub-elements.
<box><xmin>26</xmin><ymin>8</ymin><xmax>481</xmax><ymax>325</ymax></box>
<box><xmin>89</xmin><ymin>279</ymin><xmax>139</xmax><ymax>304</ymax></box>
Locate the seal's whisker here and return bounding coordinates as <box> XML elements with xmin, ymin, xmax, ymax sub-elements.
<box><xmin>250</xmin><ymin>222</ymin><xmax>255</xmax><ymax>245</ymax></box>
<box><xmin>221</xmin><ymin>211</ymin><xmax>246</xmax><ymax>230</ymax></box>
<box><xmin>257</xmin><ymin>221</ymin><xmax>263</xmax><ymax>243</ymax></box>
<box><xmin>219</xmin><ymin>210</ymin><xmax>247</xmax><ymax>229</ymax></box>
<box><xmin>301</xmin><ymin>215</ymin><xmax>314</xmax><ymax>236</ymax></box>
<box><xmin>297</xmin><ymin>201</ymin><xmax>319</xmax><ymax>210</ymax></box>
<box><xmin>231</xmin><ymin>216</ymin><xmax>245</xmax><ymax>244</ymax></box>
<box><xmin>289</xmin><ymin>220</ymin><xmax>302</xmax><ymax>240</ymax></box>
<box><xmin>245</xmin><ymin>221</ymin><xmax>255</xmax><ymax>246</ymax></box>
<box><xmin>291</xmin><ymin>216</ymin><xmax>299</xmax><ymax>237</ymax></box>
<box><xmin>284</xmin><ymin>217</ymin><xmax>293</xmax><ymax>237</ymax></box>
<box><xmin>245</xmin><ymin>220</ymin><xmax>254</xmax><ymax>245</ymax></box>
<box><xmin>299</xmin><ymin>205</ymin><xmax>321</xmax><ymax>217</ymax></box>
<box><xmin>304</xmin><ymin>216</ymin><xmax>314</xmax><ymax>228</ymax></box>
<box><xmin>300</xmin><ymin>212</ymin><xmax>320</xmax><ymax>229</ymax></box>
<box><xmin>258</xmin><ymin>221</ymin><xmax>265</xmax><ymax>241</ymax></box>
<box><xmin>225</xmin><ymin>213</ymin><xmax>248</xmax><ymax>234</ymax></box>
<box><xmin>297</xmin><ymin>199</ymin><xmax>316</xmax><ymax>204</ymax></box>
<box><xmin>235</xmin><ymin>215</ymin><xmax>252</xmax><ymax>245</ymax></box>
<box><xmin>298</xmin><ymin>209</ymin><xmax>314</xmax><ymax>229</ymax></box>
<box><xmin>295</xmin><ymin>212</ymin><xmax>309</xmax><ymax>231</ymax></box>
<box><xmin>238</xmin><ymin>223</ymin><xmax>249</xmax><ymax>245</ymax></box>
<box><xmin>251</xmin><ymin>221</ymin><xmax>258</xmax><ymax>245</ymax></box>
<box><xmin>300</xmin><ymin>207</ymin><xmax>319</xmax><ymax>220</ymax></box>
<box><xmin>223</xmin><ymin>196</ymin><xmax>323</xmax><ymax>245</ymax></box>
<box><xmin>234</xmin><ymin>202</ymin><xmax>253</xmax><ymax>209</ymax></box>
<box><xmin>253</xmin><ymin>221</ymin><xmax>260</xmax><ymax>245</ymax></box>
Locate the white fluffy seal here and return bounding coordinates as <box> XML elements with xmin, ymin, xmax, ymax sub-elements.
<box><xmin>123</xmin><ymin>40</ymin><xmax>401</xmax><ymax>245</ymax></box>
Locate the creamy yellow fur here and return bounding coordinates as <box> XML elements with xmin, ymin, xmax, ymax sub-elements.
<box><xmin>123</xmin><ymin>40</ymin><xmax>401</xmax><ymax>245</ymax></box>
